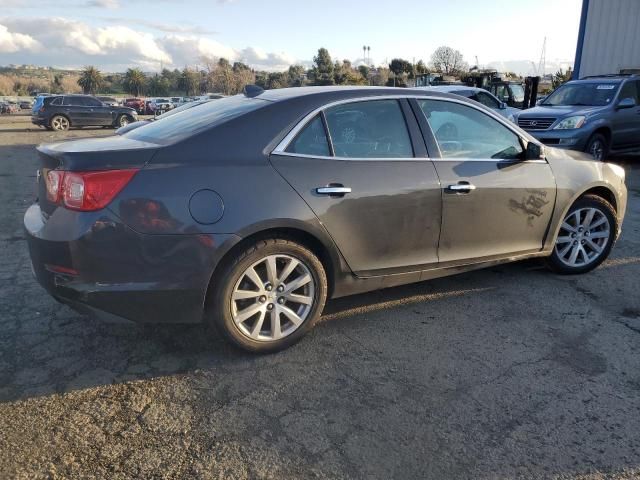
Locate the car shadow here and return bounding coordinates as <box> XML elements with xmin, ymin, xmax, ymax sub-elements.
<box><xmin>0</xmin><ymin>258</ymin><xmax>543</xmax><ymax>404</ymax></box>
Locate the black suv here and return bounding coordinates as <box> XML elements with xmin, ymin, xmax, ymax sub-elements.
<box><xmin>31</xmin><ymin>94</ymin><xmax>137</xmax><ymax>131</ymax></box>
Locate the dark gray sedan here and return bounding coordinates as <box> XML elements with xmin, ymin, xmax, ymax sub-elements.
<box><xmin>25</xmin><ymin>86</ymin><xmax>627</xmax><ymax>352</ymax></box>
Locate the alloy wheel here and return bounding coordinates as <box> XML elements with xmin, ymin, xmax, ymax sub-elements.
<box><xmin>231</xmin><ymin>254</ymin><xmax>315</xmax><ymax>342</ymax></box>
<box><xmin>555</xmin><ymin>207</ymin><xmax>610</xmax><ymax>268</ymax></box>
<box><xmin>119</xmin><ymin>116</ymin><xmax>129</xmax><ymax>127</ymax></box>
<box><xmin>51</xmin><ymin>116</ymin><xmax>69</xmax><ymax>131</ymax></box>
<box><xmin>589</xmin><ymin>139</ymin><xmax>605</xmax><ymax>161</ymax></box>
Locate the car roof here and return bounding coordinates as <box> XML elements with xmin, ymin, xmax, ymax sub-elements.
<box><xmin>418</xmin><ymin>85</ymin><xmax>485</xmax><ymax>94</ymax></box>
<box><xmin>254</xmin><ymin>85</ymin><xmax>459</xmax><ymax>103</ymax></box>
<box><xmin>571</xmin><ymin>77</ymin><xmax>626</xmax><ymax>83</ymax></box>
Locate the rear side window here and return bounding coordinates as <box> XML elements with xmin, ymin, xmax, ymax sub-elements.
<box><xmin>324</xmin><ymin>100</ymin><xmax>413</xmax><ymax>158</ymax></box>
<box><xmin>286</xmin><ymin>115</ymin><xmax>330</xmax><ymax>157</ymax></box>
<box><xmin>49</xmin><ymin>97</ymin><xmax>62</xmax><ymax>106</ymax></box>
<box><xmin>125</xmin><ymin>95</ymin><xmax>268</xmax><ymax>145</ymax></box>
<box><xmin>418</xmin><ymin>99</ymin><xmax>523</xmax><ymax>160</ymax></box>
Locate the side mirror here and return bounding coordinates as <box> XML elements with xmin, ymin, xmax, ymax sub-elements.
<box><xmin>616</xmin><ymin>97</ymin><xmax>635</xmax><ymax>109</ymax></box>
<box><xmin>499</xmin><ymin>101</ymin><xmax>507</xmax><ymax>110</ymax></box>
<box><xmin>525</xmin><ymin>141</ymin><xmax>544</xmax><ymax>160</ymax></box>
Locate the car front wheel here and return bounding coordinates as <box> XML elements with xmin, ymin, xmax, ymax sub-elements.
<box><xmin>209</xmin><ymin>238</ymin><xmax>328</xmax><ymax>353</ymax></box>
<box><xmin>116</xmin><ymin>114</ymin><xmax>131</xmax><ymax>128</ymax></box>
<box><xmin>546</xmin><ymin>194</ymin><xmax>617</xmax><ymax>274</ymax></box>
<box><xmin>584</xmin><ymin>133</ymin><xmax>608</xmax><ymax>161</ymax></box>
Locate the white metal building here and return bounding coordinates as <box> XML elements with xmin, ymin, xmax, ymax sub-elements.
<box><xmin>573</xmin><ymin>0</ymin><xmax>640</xmax><ymax>78</ymax></box>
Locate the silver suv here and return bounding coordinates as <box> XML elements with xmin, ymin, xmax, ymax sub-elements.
<box><xmin>515</xmin><ymin>74</ymin><xmax>640</xmax><ymax>160</ymax></box>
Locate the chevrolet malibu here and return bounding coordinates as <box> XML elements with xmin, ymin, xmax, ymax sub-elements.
<box><xmin>25</xmin><ymin>86</ymin><xmax>627</xmax><ymax>353</ymax></box>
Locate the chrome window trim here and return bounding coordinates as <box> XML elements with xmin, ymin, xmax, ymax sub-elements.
<box><xmin>271</xmin><ymin>151</ymin><xmax>547</xmax><ymax>164</ymax></box>
<box><xmin>272</xmin><ymin>94</ymin><xmax>543</xmax><ymax>161</ymax></box>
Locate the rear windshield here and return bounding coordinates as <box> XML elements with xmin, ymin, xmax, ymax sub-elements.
<box><xmin>124</xmin><ymin>95</ymin><xmax>269</xmax><ymax>145</ymax></box>
<box><xmin>542</xmin><ymin>82</ymin><xmax>620</xmax><ymax>106</ymax></box>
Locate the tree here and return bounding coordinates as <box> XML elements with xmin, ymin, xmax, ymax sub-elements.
<box><xmin>147</xmin><ymin>74</ymin><xmax>170</xmax><ymax>96</ymax></box>
<box><xmin>287</xmin><ymin>65</ymin><xmax>306</xmax><ymax>87</ymax></box>
<box><xmin>358</xmin><ymin>65</ymin><xmax>370</xmax><ymax>80</ymax></box>
<box><xmin>123</xmin><ymin>68</ymin><xmax>146</xmax><ymax>96</ymax></box>
<box><xmin>77</xmin><ymin>66</ymin><xmax>103</xmax><ymax>94</ymax></box>
<box><xmin>179</xmin><ymin>68</ymin><xmax>200</xmax><ymax>96</ymax></box>
<box><xmin>552</xmin><ymin>67</ymin><xmax>573</xmax><ymax>89</ymax></box>
<box><xmin>415</xmin><ymin>60</ymin><xmax>429</xmax><ymax>75</ymax></box>
<box><xmin>430</xmin><ymin>46</ymin><xmax>467</xmax><ymax>75</ymax></box>
<box><xmin>311</xmin><ymin>48</ymin><xmax>334</xmax><ymax>85</ymax></box>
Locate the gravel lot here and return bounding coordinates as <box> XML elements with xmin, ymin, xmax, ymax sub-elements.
<box><xmin>1</xmin><ymin>114</ymin><xmax>639</xmax><ymax>479</ymax></box>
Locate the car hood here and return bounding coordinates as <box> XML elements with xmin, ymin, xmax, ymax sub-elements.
<box><xmin>519</xmin><ymin>105</ymin><xmax>603</xmax><ymax>118</ymax></box>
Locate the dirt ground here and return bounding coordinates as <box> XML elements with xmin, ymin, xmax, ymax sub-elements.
<box><xmin>1</xmin><ymin>113</ymin><xmax>640</xmax><ymax>479</ymax></box>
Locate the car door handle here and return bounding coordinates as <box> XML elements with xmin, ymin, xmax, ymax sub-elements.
<box><xmin>447</xmin><ymin>182</ymin><xmax>476</xmax><ymax>193</ymax></box>
<box><xmin>316</xmin><ymin>186</ymin><xmax>351</xmax><ymax>195</ymax></box>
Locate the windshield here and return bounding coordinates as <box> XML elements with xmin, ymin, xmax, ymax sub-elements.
<box><xmin>510</xmin><ymin>84</ymin><xmax>524</xmax><ymax>102</ymax></box>
<box><xmin>542</xmin><ymin>82</ymin><xmax>620</xmax><ymax>106</ymax></box>
<box><xmin>125</xmin><ymin>94</ymin><xmax>268</xmax><ymax>145</ymax></box>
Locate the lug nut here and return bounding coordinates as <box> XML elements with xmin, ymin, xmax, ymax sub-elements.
<box><xmin>277</xmin><ymin>284</ymin><xmax>285</xmax><ymax>293</ymax></box>
<box><xmin>265</xmin><ymin>283</ymin><xmax>273</xmax><ymax>291</ymax></box>
<box><xmin>278</xmin><ymin>297</ymin><xmax>285</xmax><ymax>304</ymax></box>
<box><xmin>581</xmin><ymin>240</ymin><xmax>585</xmax><ymax>244</ymax></box>
<box><xmin>267</xmin><ymin>303</ymin><xmax>274</xmax><ymax>311</ymax></box>
<box><xmin>258</xmin><ymin>295</ymin><xmax>267</xmax><ymax>303</ymax></box>
<box><xmin>573</xmin><ymin>241</ymin><xmax>578</xmax><ymax>246</ymax></box>
<box><xmin>571</xmin><ymin>233</ymin><xmax>576</xmax><ymax>238</ymax></box>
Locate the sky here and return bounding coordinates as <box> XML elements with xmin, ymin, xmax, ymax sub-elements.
<box><xmin>0</xmin><ymin>0</ymin><xmax>583</xmax><ymax>75</ymax></box>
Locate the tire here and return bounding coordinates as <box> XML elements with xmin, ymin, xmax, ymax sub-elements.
<box><xmin>584</xmin><ymin>133</ymin><xmax>609</xmax><ymax>161</ymax></box>
<box><xmin>116</xmin><ymin>114</ymin><xmax>131</xmax><ymax>128</ymax></box>
<box><xmin>546</xmin><ymin>194</ymin><xmax>617</xmax><ymax>275</ymax></box>
<box><xmin>208</xmin><ymin>238</ymin><xmax>328</xmax><ymax>353</ymax></box>
<box><xmin>50</xmin><ymin>115</ymin><xmax>70</xmax><ymax>131</ymax></box>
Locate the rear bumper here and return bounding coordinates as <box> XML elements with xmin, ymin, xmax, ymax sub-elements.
<box><xmin>24</xmin><ymin>203</ymin><xmax>240</xmax><ymax>324</ymax></box>
<box><xmin>31</xmin><ymin>116</ymin><xmax>47</xmax><ymax>126</ymax></box>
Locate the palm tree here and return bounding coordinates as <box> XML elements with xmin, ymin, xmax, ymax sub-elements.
<box><xmin>123</xmin><ymin>68</ymin><xmax>147</xmax><ymax>97</ymax></box>
<box><xmin>77</xmin><ymin>66</ymin><xmax>103</xmax><ymax>94</ymax></box>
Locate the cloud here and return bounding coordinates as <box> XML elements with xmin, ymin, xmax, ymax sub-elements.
<box><xmin>0</xmin><ymin>16</ymin><xmax>295</xmax><ymax>71</ymax></box>
<box><xmin>103</xmin><ymin>17</ymin><xmax>217</xmax><ymax>35</ymax></box>
<box><xmin>0</xmin><ymin>23</ymin><xmax>40</xmax><ymax>53</ymax></box>
<box><xmin>86</xmin><ymin>0</ymin><xmax>120</xmax><ymax>8</ymax></box>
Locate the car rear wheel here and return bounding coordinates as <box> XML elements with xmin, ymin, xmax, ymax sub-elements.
<box><xmin>584</xmin><ymin>133</ymin><xmax>608</xmax><ymax>161</ymax></box>
<box><xmin>209</xmin><ymin>238</ymin><xmax>328</xmax><ymax>353</ymax></box>
<box><xmin>546</xmin><ymin>194</ymin><xmax>616</xmax><ymax>274</ymax></box>
<box><xmin>50</xmin><ymin>115</ymin><xmax>70</xmax><ymax>131</ymax></box>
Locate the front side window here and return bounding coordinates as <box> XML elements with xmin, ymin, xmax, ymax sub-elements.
<box><xmin>85</xmin><ymin>97</ymin><xmax>103</xmax><ymax>107</ymax></box>
<box><xmin>286</xmin><ymin>115</ymin><xmax>330</xmax><ymax>157</ymax></box>
<box><xmin>418</xmin><ymin>99</ymin><xmax>523</xmax><ymax>160</ymax></box>
<box><xmin>475</xmin><ymin>92</ymin><xmax>500</xmax><ymax>109</ymax></box>
<box><xmin>324</xmin><ymin>100</ymin><xmax>413</xmax><ymax>158</ymax></box>
<box><xmin>618</xmin><ymin>81</ymin><xmax>639</xmax><ymax>104</ymax></box>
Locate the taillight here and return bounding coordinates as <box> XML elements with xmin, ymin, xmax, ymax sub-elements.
<box><xmin>45</xmin><ymin>169</ymin><xmax>138</xmax><ymax>211</ymax></box>
<box><xmin>46</xmin><ymin>170</ymin><xmax>63</xmax><ymax>203</ymax></box>
<box><xmin>39</xmin><ymin>106</ymin><xmax>45</xmax><ymax>112</ymax></box>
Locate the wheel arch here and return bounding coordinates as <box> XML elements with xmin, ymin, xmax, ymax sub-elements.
<box><xmin>544</xmin><ymin>181</ymin><xmax>619</xmax><ymax>251</ymax></box>
<box><xmin>203</xmin><ymin>221</ymin><xmax>345</xmax><ymax>313</ymax></box>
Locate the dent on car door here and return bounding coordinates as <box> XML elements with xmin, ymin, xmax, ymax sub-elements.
<box><xmin>270</xmin><ymin>98</ymin><xmax>442</xmax><ymax>276</ymax></box>
<box><xmin>415</xmin><ymin>98</ymin><xmax>556</xmax><ymax>263</ymax></box>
